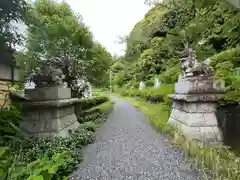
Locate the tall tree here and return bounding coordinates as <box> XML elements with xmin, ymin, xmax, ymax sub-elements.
<box><xmin>88</xmin><ymin>43</ymin><xmax>112</xmax><ymax>87</ymax></box>
<box><xmin>0</xmin><ymin>0</ymin><xmax>28</xmax><ymax>62</ymax></box>
<box><xmin>26</xmin><ymin>0</ymin><xmax>94</xmax><ymax>87</ymax></box>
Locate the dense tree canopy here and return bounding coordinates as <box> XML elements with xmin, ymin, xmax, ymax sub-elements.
<box><xmin>112</xmin><ymin>0</ymin><xmax>240</xmax><ymax>103</ymax></box>
<box><xmin>0</xmin><ymin>0</ymin><xmax>28</xmax><ymax>63</ymax></box>
<box><xmin>15</xmin><ymin>0</ymin><xmax>112</xmax><ymax>89</ymax></box>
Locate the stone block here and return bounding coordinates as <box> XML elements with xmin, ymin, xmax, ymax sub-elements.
<box><xmin>60</xmin><ymin>106</ymin><xmax>74</xmax><ymax>117</ymax></box>
<box><xmin>203</xmin><ymin>113</ymin><xmax>219</xmax><ymax>126</ymax></box>
<box><xmin>168</xmin><ymin>101</ymin><xmax>223</xmax><ymax>146</ymax></box>
<box><xmin>21</xmin><ymin>96</ymin><xmax>80</xmax><ymax>137</ymax></box>
<box><xmin>59</xmin><ymin>113</ymin><xmax>78</xmax><ymax>129</ymax></box>
<box><xmin>181</xmin><ymin>125</ymin><xmax>202</xmax><ymax>142</ymax></box>
<box><xmin>200</xmin><ymin>127</ymin><xmax>223</xmax><ymax>145</ymax></box>
<box><xmin>186</xmin><ymin>102</ymin><xmax>216</xmax><ymax>113</ymax></box>
<box><xmin>24</xmin><ymin>110</ymin><xmax>40</xmax><ymax>121</ymax></box>
<box><xmin>169</xmin><ymin>94</ymin><xmax>224</xmax><ymax>102</ymax></box>
<box><xmin>25</xmin><ymin>87</ymin><xmax>71</xmax><ymax>101</ymax></box>
<box><xmin>39</xmin><ymin>108</ymin><xmax>59</xmax><ymax>120</ymax></box>
<box><xmin>175</xmin><ymin>78</ymin><xmax>224</xmax><ymax>94</ymax></box>
<box><xmin>57</xmin><ymin>121</ymin><xmax>80</xmax><ymax>137</ymax></box>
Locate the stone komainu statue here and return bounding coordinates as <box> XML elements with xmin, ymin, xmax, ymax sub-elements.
<box><xmin>179</xmin><ymin>47</ymin><xmax>213</xmax><ymax>78</ymax></box>
<box><xmin>28</xmin><ymin>57</ymin><xmax>65</xmax><ymax>87</ymax></box>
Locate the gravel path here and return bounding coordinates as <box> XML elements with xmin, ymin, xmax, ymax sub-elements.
<box><xmin>70</xmin><ymin>96</ymin><xmax>201</xmax><ymax>180</ymax></box>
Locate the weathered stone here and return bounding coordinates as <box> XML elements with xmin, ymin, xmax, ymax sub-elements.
<box><xmin>200</xmin><ymin>127</ymin><xmax>223</xmax><ymax>145</ymax></box>
<box><xmin>181</xmin><ymin>125</ymin><xmax>202</xmax><ymax>142</ymax></box>
<box><xmin>21</xmin><ymin>87</ymin><xmax>80</xmax><ymax>138</ymax></box>
<box><xmin>176</xmin><ymin>76</ymin><xmax>225</xmax><ymax>94</ymax></box>
<box><xmin>168</xmin><ymin>46</ymin><xmax>224</xmax><ymax>147</ymax></box>
<box><xmin>172</xmin><ymin>101</ymin><xmax>216</xmax><ymax>113</ymax></box>
<box><xmin>169</xmin><ymin>94</ymin><xmax>224</xmax><ymax>102</ymax></box>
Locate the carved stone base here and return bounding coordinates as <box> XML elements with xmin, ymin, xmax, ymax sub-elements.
<box><xmin>175</xmin><ymin>77</ymin><xmax>224</xmax><ymax>94</ymax></box>
<box><xmin>168</xmin><ymin>95</ymin><xmax>223</xmax><ymax>147</ymax></box>
<box><xmin>25</xmin><ymin>87</ymin><xmax>71</xmax><ymax>101</ymax></box>
<box><xmin>20</xmin><ymin>95</ymin><xmax>80</xmax><ymax>137</ymax></box>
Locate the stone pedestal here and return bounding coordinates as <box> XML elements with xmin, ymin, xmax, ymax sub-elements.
<box><xmin>168</xmin><ymin>77</ymin><xmax>224</xmax><ymax>146</ymax></box>
<box><xmin>20</xmin><ymin>87</ymin><xmax>80</xmax><ymax>137</ymax></box>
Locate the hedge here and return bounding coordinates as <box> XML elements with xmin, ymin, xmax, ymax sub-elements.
<box><xmin>119</xmin><ymin>84</ymin><xmax>174</xmax><ymax>103</ymax></box>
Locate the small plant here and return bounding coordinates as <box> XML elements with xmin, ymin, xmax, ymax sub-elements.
<box><xmin>3</xmin><ymin>151</ymin><xmax>71</xmax><ymax>180</ymax></box>
<box><xmin>179</xmin><ymin>136</ymin><xmax>240</xmax><ymax>180</ymax></box>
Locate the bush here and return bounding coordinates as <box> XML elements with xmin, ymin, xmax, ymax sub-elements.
<box><xmin>120</xmin><ymin>84</ymin><xmax>174</xmax><ymax>103</ymax></box>
<box><xmin>0</xmin><ymin>149</ymin><xmax>72</xmax><ymax>180</ymax></box>
<box><xmin>159</xmin><ymin>63</ymin><xmax>180</xmax><ymax>84</ymax></box>
<box><xmin>1</xmin><ymin>113</ymin><xmax>107</xmax><ymax>180</ymax></box>
<box><xmin>0</xmin><ymin>105</ymin><xmax>23</xmax><ymax>136</ymax></box>
<box><xmin>145</xmin><ymin>80</ymin><xmax>154</xmax><ymax>87</ymax></box>
<box><xmin>210</xmin><ymin>48</ymin><xmax>240</xmax><ymax>103</ymax></box>
<box><xmin>85</xmin><ymin>101</ymin><xmax>114</xmax><ymax>114</ymax></box>
<box><xmin>76</xmin><ymin>96</ymin><xmax>109</xmax><ymax>111</ymax></box>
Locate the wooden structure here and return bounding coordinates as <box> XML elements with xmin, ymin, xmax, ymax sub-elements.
<box><xmin>0</xmin><ymin>48</ymin><xmax>22</xmax><ymax>107</ymax></box>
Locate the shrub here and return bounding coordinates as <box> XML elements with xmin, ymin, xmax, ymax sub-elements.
<box><xmin>159</xmin><ymin>63</ymin><xmax>180</xmax><ymax>84</ymax></box>
<box><xmin>120</xmin><ymin>84</ymin><xmax>174</xmax><ymax>103</ymax></box>
<box><xmin>76</xmin><ymin>96</ymin><xmax>109</xmax><ymax>111</ymax></box>
<box><xmin>210</xmin><ymin>48</ymin><xmax>240</xmax><ymax>103</ymax></box>
<box><xmin>2</xmin><ymin>113</ymin><xmax>106</xmax><ymax>179</ymax></box>
<box><xmin>0</xmin><ymin>105</ymin><xmax>23</xmax><ymax>136</ymax></box>
<box><xmin>180</xmin><ymin>136</ymin><xmax>240</xmax><ymax>180</ymax></box>
<box><xmin>0</xmin><ymin>147</ymin><xmax>71</xmax><ymax>180</ymax></box>
<box><xmin>85</xmin><ymin>101</ymin><xmax>114</xmax><ymax>114</ymax></box>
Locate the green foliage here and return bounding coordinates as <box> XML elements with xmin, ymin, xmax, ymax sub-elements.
<box><xmin>145</xmin><ymin>80</ymin><xmax>154</xmax><ymax>87</ymax></box>
<box><xmin>25</xmin><ymin>0</ymin><xmax>93</xmax><ymax>84</ymax></box>
<box><xmin>179</xmin><ymin>136</ymin><xmax>240</xmax><ymax>180</ymax></box>
<box><xmin>85</xmin><ymin>101</ymin><xmax>115</xmax><ymax>114</ymax></box>
<box><xmin>0</xmin><ymin>0</ymin><xmax>28</xmax><ymax>46</ymax></box>
<box><xmin>159</xmin><ymin>63</ymin><xmax>180</xmax><ymax>84</ymax></box>
<box><xmin>120</xmin><ymin>84</ymin><xmax>174</xmax><ymax>103</ymax></box>
<box><xmin>20</xmin><ymin>0</ymin><xmax>112</xmax><ymax>88</ymax></box>
<box><xmin>111</xmin><ymin>61</ymin><xmax>125</xmax><ymax>73</ymax></box>
<box><xmin>1</xmin><ymin>118</ymin><xmax>105</xmax><ymax>179</ymax></box>
<box><xmin>1</xmin><ymin>95</ymin><xmax>111</xmax><ymax>179</ymax></box>
<box><xmin>0</xmin><ymin>106</ymin><xmax>23</xmax><ymax>137</ymax></box>
<box><xmin>113</xmin><ymin>0</ymin><xmax>240</xmax><ymax>104</ymax></box>
<box><xmin>76</xmin><ymin>96</ymin><xmax>109</xmax><ymax>111</ymax></box>
<box><xmin>0</xmin><ymin>148</ymin><xmax>71</xmax><ymax>180</ymax></box>
<box><xmin>210</xmin><ymin>47</ymin><xmax>240</xmax><ymax>103</ymax></box>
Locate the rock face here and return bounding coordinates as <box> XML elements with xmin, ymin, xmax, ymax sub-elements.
<box><xmin>21</xmin><ymin>86</ymin><xmax>80</xmax><ymax>137</ymax></box>
<box><xmin>168</xmin><ymin>47</ymin><xmax>224</xmax><ymax>147</ymax></box>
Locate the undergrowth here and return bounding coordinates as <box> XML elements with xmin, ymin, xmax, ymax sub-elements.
<box><xmin>0</xmin><ymin>94</ymin><xmax>114</xmax><ymax>180</ymax></box>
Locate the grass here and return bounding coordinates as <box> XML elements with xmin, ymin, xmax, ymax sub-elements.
<box><xmin>179</xmin><ymin>134</ymin><xmax>240</xmax><ymax>180</ymax></box>
<box><xmin>92</xmin><ymin>88</ymin><xmax>109</xmax><ymax>97</ymax></box>
<box><xmin>85</xmin><ymin>100</ymin><xmax>115</xmax><ymax>114</ymax></box>
<box><xmin>115</xmin><ymin>93</ymin><xmax>240</xmax><ymax>180</ymax></box>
